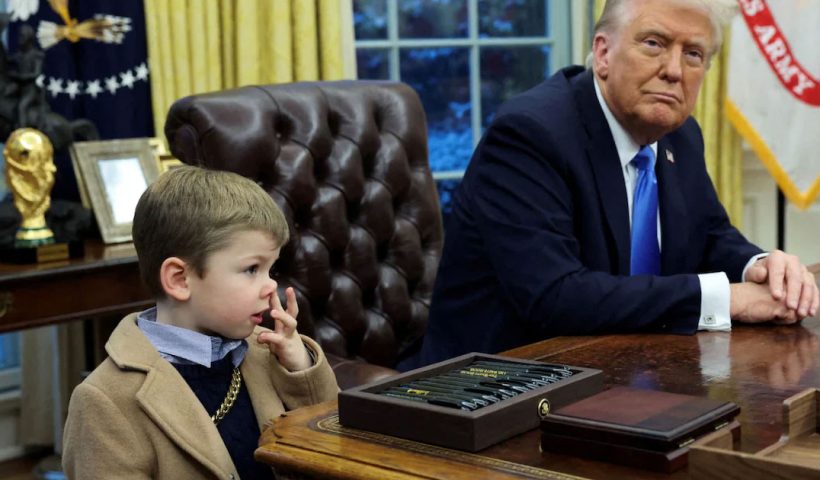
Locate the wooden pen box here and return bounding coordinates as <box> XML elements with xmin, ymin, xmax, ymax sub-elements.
<box><xmin>540</xmin><ymin>386</ymin><xmax>741</xmax><ymax>472</ymax></box>
<box><xmin>338</xmin><ymin>352</ymin><xmax>603</xmax><ymax>451</ymax></box>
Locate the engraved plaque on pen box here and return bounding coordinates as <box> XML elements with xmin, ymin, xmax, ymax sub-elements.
<box><xmin>338</xmin><ymin>352</ymin><xmax>603</xmax><ymax>451</ymax></box>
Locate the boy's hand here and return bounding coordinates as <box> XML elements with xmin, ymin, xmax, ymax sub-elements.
<box><xmin>256</xmin><ymin>287</ymin><xmax>312</xmax><ymax>371</ymax></box>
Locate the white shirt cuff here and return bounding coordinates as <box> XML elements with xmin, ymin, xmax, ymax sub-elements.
<box><xmin>697</xmin><ymin>272</ymin><xmax>731</xmax><ymax>331</ymax></box>
<box><xmin>742</xmin><ymin>252</ymin><xmax>769</xmax><ymax>281</ymax></box>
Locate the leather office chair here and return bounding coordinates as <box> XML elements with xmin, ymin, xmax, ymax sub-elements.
<box><xmin>164</xmin><ymin>81</ymin><xmax>444</xmax><ymax>388</ymax></box>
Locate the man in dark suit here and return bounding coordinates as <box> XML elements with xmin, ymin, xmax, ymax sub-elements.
<box><xmin>405</xmin><ymin>0</ymin><xmax>819</xmax><ymax>369</ymax></box>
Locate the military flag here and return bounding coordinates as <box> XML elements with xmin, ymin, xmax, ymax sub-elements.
<box><xmin>727</xmin><ymin>0</ymin><xmax>820</xmax><ymax>209</ymax></box>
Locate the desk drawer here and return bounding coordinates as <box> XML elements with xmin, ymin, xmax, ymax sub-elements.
<box><xmin>0</xmin><ymin>263</ymin><xmax>152</xmax><ymax>332</ymax></box>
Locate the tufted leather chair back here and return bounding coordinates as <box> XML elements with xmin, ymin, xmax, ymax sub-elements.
<box><xmin>164</xmin><ymin>81</ymin><xmax>443</xmax><ymax>369</ymax></box>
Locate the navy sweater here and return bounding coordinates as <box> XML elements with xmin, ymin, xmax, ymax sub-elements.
<box><xmin>173</xmin><ymin>357</ymin><xmax>275</xmax><ymax>479</ymax></box>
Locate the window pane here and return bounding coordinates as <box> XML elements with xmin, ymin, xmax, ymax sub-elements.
<box><xmin>478</xmin><ymin>0</ymin><xmax>550</xmax><ymax>38</ymax></box>
<box><xmin>357</xmin><ymin>48</ymin><xmax>390</xmax><ymax>80</ymax></box>
<box><xmin>435</xmin><ymin>178</ymin><xmax>461</xmax><ymax>225</ymax></box>
<box><xmin>400</xmin><ymin>47</ymin><xmax>472</xmax><ymax>172</ymax></box>
<box><xmin>0</xmin><ymin>332</ymin><xmax>20</xmax><ymax>369</ymax></box>
<box><xmin>353</xmin><ymin>0</ymin><xmax>388</xmax><ymax>40</ymax></box>
<box><xmin>480</xmin><ymin>46</ymin><xmax>551</xmax><ymax>127</ymax></box>
<box><xmin>399</xmin><ymin>0</ymin><xmax>468</xmax><ymax>39</ymax></box>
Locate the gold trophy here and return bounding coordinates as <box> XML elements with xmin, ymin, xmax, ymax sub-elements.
<box><xmin>4</xmin><ymin>128</ymin><xmax>56</xmax><ymax>248</ymax></box>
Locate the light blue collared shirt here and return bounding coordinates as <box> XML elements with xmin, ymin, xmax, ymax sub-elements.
<box><xmin>136</xmin><ymin>307</ymin><xmax>248</xmax><ymax>368</ymax></box>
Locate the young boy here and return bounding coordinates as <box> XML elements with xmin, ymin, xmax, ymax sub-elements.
<box><xmin>63</xmin><ymin>166</ymin><xmax>339</xmax><ymax>479</ymax></box>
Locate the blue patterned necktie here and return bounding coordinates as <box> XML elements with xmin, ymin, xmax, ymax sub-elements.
<box><xmin>630</xmin><ymin>146</ymin><xmax>660</xmax><ymax>275</ymax></box>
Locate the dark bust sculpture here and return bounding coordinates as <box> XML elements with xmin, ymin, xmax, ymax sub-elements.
<box><xmin>0</xmin><ymin>19</ymin><xmax>99</xmax><ymax>152</ymax></box>
<box><xmin>9</xmin><ymin>24</ymin><xmax>45</xmax><ymax>130</ymax></box>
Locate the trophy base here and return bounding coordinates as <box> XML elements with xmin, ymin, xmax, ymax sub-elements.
<box><xmin>0</xmin><ymin>239</ymin><xmax>85</xmax><ymax>264</ymax></box>
<box><xmin>15</xmin><ymin>225</ymin><xmax>56</xmax><ymax>248</ymax></box>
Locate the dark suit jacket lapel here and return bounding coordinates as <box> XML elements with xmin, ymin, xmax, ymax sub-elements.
<box><xmin>656</xmin><ymin>138</ymin><xmax>689</xmax><ymax>274</ymax></box>
<box><xmin>571</xmin><ymin>70</ymin><xmax>631</xmax><ymax>274</ymax></box>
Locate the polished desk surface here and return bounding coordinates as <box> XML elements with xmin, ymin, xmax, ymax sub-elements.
<box><xmin>257</xmin><ymin>277</ymin><xmax>820</xmax><ymax>479</ymax></box>
<box><xmin>0</xmin><ymin>241</ymin><xmax>150</xmax><ymax>332</ymax></box>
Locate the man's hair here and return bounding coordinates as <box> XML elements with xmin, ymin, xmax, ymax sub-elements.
<box><xmin>132</xmin><ymin>165</ymin><xmax>290</xmax><ymax>298</ymax></box>
<box><xmin>593</xmin><ymin>0</ymin><xmax>737</xmax><ymax>59</ymax></box>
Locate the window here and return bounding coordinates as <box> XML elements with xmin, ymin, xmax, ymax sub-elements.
<box><xmin>0</xmin><ymin>2</ymin><xmax>21</xmax><ymax>394</ymax></box>
<box><xmin>354</xmin><ymin>0</ymin><xmax>574</xmax><ymax>216</ymax></box>
<box><xmin>0</xmin><ymin>332</ymin><xmax>21</xmax><ymax>392</ymax></box>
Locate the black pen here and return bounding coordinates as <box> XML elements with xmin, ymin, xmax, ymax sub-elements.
<box><xmin>451</xmin><ymin>370</ymin><xmax>552</xmax><ymax>388</ymax></box>
<box><xmin>400</xmin><ymin>378</ymin><xmax>498</xmax><ymax>406</ymax></box>
<box><xmin>462</xmin><ymin>374</ymin><xmax>544</xmax><ymax>392</ymax></box>
<box><xmin>439</xmin><ymin>371</ymin><xmax>534</xmax><ymax>391</ymax></box>
<box><xmin>456</xmin><ymin>368</ymin><xmax>558</xmax><ymax>386</ymax></box>
<box><xmin>384</xmin><ymin>387</ymin><xmax>482</xmax><ymax>411</ymax></box>
<box><xmin>471</xmin><ymin>360</ymin><xmax>575</xmax><ymax>378</ymax></box>
<box><xmin>383</xmin><ymin>389</ymin><xmax>475</xmax><ymax>411</ymax></box>
<box><xmin>401</xmin><ymin>380</ymin><xmax>493</xmax><ymax>405</ymax></box>
<box><xmin>460</xmin><ymin>365</ymin><xmax>564</xmax><ymax>383</ymax></box>
<box><xmin>471</xmin><ymin>360</ymin><xmax>573</xmax><ymax>376</ymax></box>
<box><xmin>381</xmin><ymin>391</ymin><xmax>471</xmax><ymax>411</ymax></box>
<box><xmin>409</xmin><ymin>379</ymin><xmax>503</xmax><ymax>403</ymax></box>
<box><xmin>419</xmin><ymin>375</ymin><xmax>513</xmax><ymax>396</ymax></box>
<box><xmin>435</xmin><ymin>373</ymin><xmax>524</xmax><ymax>397</ymax></box>
<box><xmin>465</xmin><ymin>363</ymin><xmax>562</xmax><ymax>379</ymax></box>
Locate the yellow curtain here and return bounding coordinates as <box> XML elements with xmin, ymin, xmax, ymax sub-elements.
<box><xmin>591</xmin><ymin>0</ymin><xmax>743</xmax><ymax>225</ymax></box>
<box><xmin>692</xmin><ymin>38</ymin><xmax>743</xmax><ymax>226</ymax></box>
<box><xmin>593</xmin><ymin>0</ymin><xmax>604</xmax><ymax>21</ymax></box>
<box><xmin>143</xmin><ymin>0</ymin><xmax>357</xmax><ymax>140</ymax></box>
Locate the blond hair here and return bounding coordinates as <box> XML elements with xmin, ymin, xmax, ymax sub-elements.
<box><xmin>132</xmin><ymin>165</ymin><xmax>290</xmax><ymax>298</ymax></box>
<box><xmin>592</xmin><ymin>0</ymin><xmax>737</xmax><ymax>61</ymax></box>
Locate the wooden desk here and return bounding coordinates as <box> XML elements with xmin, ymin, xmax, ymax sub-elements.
<box><xmin>0</xmin><ymin>241</ymin><xmax>151</xmax><ymax>333</ymax></box>
<box><xmin>257</xmin><ymin>289</ymin><xmax>820</xmax><ymax>478</ymax></box>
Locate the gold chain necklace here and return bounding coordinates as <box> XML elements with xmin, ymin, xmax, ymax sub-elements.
<box><xmin>211</xmin><ymin>367</ymin><xmax>242</xmax><ymax>425</ymax></box>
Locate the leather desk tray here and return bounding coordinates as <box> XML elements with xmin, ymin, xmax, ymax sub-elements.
<box><xmin>339</xmin><ymin>352</ymin><xmax>603</xmax><ymax>452</ymax></box>
<box><xmin>540</xmin><ymin>386</ymin><xmax>740</xmax><ymax>472</ymax></box>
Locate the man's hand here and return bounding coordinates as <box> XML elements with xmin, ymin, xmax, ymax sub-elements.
<box><xmin>730</xmin><ymin>282</ymin><xmax>803</xmax><ymax>325</ymax></box>
<box><xmin>744</xmin><ymin>250</ymin><xmax>819</xmax><ymax>317</ymax></box>
<box><xmin>256</xmin><ymin>287</ymin><xmax>312</xmax><ymax>371</ymax></box>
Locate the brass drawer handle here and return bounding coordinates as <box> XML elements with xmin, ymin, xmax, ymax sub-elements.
<box><xmin>0</xmin><ymin>292</ymin><xmax>12</xmax><ymax>318</ymax></box>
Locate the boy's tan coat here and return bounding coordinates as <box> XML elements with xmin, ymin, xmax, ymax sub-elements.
<box><xmin>62</xmin><ymin>313</ymin><xmax>338</xmax><ymax>479</ymax></box>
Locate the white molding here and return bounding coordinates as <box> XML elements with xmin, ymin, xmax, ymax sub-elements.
<box><xmin>0</xmin><ymin>388</ymin><xmax>20</xmax><ymax>413</ymax></box>
<box><xmin>0</xmin><ymin>390</ymin><xmax>21</xmax><ymax>463</ymax></box>
<box><xmin>742</xmin><ymin>195</ymin><xmax>759</xmax><ymax>245</ymax></box>
<box><xmin>0</xmin><ymin>367</ymin><xmax>21</xmax><ymax>393</ymax></box>
<box><xmin>0</xmin><ymin>445</ymin><xmax>25</xmax><ymax>463</ymax></box>
<box><xmin>741</xmin><ymin>145</ymin><xmax>820</xmax><ymax>259</ymax></box>
<box><xmin>0</xmin><ymin>445</ymin><xmax>26</xmax><ymax>462</ymax></box>
<box><xmin>787</xmin><ymin>202</ymin><xmax>820</xmax><ymax>214</ymax></box>
<box><xmin>744</xmin><ymin>157</ymin><xmax>768</xmax><ymax>173</ymax></box>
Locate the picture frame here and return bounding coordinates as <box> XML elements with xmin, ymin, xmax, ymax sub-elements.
<box><xmin>148</xmin><ymin>136</ymin><xmax>169</xmax><ymax>158</ymax></box>
<box><xmin>70</xmin><ymin>138</ymin><xmax>160</xmax><ymax>244</ymax></box>
<box><xmin>149</xmin><ymin>136</ymin><xmax>184</xmax><ymax>174</ymax></box>
<box><xmin>159</xmin><ymin>157</ymin><xmax>183</xmax><ymax>174</ymax></box>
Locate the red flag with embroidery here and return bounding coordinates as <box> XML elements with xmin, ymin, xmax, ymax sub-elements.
<box><xmin>727</xmin><ymin>0</ymin><xmax>820</xmax><ymax>209</ymax></box>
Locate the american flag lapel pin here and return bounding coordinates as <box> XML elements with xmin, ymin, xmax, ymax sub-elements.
<box><xmin>666</xmin><ymin>149</ymin><xmax>675</xmax><ymax>163</ymax></box>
